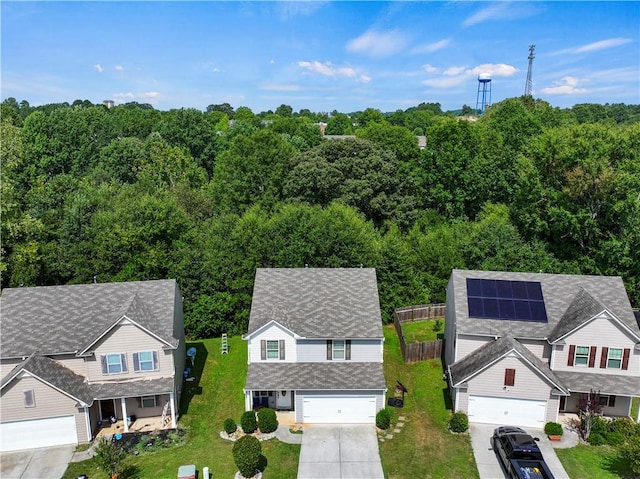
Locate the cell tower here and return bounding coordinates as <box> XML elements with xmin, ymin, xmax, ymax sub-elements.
<box><xmin>476</xmin><ymin>72</ymin><xmax>492</xmax><ymax>115</ymax></box>
<box><xmin>524</xmin><ymin>44</ymin><xmax>535</xmax><ymax>96</ymax></box>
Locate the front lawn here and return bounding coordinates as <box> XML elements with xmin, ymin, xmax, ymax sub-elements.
<box><xmin>401</xmin><ymin>318</ymin><xmax>444</xmax><ymax>343</ymax></box>
<box><xmin>379</xmin><ymin>325</ymin><xmax>478</xmax><ymax>478</ymax></box>
<box><xmin>63</xmin><ymin>337</ymin><xmax>300</xmax><ymax>479</ymax></box>
<box><xmin>555</xmin><ymin>444</ymin><xmax>635</xmax><ymax>479</ymax></box>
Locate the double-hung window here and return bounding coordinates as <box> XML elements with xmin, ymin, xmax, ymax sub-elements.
<box><xmin>140</xmin><ymin>395</ymin><xmax>157</xmax><ymax>408</ymax></box>
<box><xmin>102</xmin><ymin>353</ymin><xmax>128</xmax><ymax>374</ymax></box>
<box><xmin>266</xmin><ymin>341</ymin><xmax>279</xmax><ymax>359</ymax></box>
<box><xmin>607</xmin><ymin>348</ymin><xmax>623</xmax><ymax>369</ymax></box>
<box><xmin>574</xmin><ymin>346</ymin><xmax>590</xmax><ymax>366</ymax></box>
<box><xmin>332</xmin><ymin>340</ymin><xmax>346</xmax><ymax>360</ymax></box>
<box><xmin>133</xmin><ymin>351</ymin><xmax>159</xmax><ymax>372</ymax></box>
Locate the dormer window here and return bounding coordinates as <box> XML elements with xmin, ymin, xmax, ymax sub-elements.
<box><xmin>267</xmin><ymin>341</ymin><xmax>279</xmax><ymax>359</ymax></box>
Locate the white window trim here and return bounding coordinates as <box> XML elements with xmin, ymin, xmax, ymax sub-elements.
<box><xmin>24</xmin><ymin>389</ymin><xmax>35</xmax><ymax>408</ymax></box>
<box><xmin>135</xmin><ymin>351</ymin><xmax>158</xmax><ymax>372</ymax></box>
<box><xmin>574</xmin><ymin>346</ymin><xmax>589</xmax><ymax>366</ymax></box>
<box><xmin>332</xmin><ymin>340</ymin><xmax>346</xmax><ymax>360</ymax></box>
<box><xmin>266</xmin><ymin>340</ymin><xmax>279</xmax><ymax>360</ymax></box>
<box><xmin>141</xmin><ymin>395</ymin><xmax>157</xmax><ymax>408</ymax></box>
<box><xmin>107</xmin><ymin>353</ymin><xmax>125</xmax><ymax>374</ymax></box>
<box><xmin>607</xmin><ymin>348</ymin><xmax>623</xmax><ymax>369</ymax></box>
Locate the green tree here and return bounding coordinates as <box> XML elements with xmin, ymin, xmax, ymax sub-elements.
<box><xmin>325</xmin><ymin>113</ymin><xmax>353</xmax><ymax>135</ymax></box>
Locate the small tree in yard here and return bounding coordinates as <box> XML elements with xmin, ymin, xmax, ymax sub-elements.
<box><xmin>233</xmin><ymin>435</ymin><xmax>262</xmax><ymax>478</ymax></box>
<box><xmin>94</xmin><ymin>437</ymin><xmax>127</xmax><ymax>478</ymax></box>
<box><xmin>241</xmin><ymin>410</ymin><xmax>258</xmax><ymax>434</ymax></box>
<box><xmin>578</xmin><ymin>389</ymin><xmax>604</xmax><ymax>440</ymax></box>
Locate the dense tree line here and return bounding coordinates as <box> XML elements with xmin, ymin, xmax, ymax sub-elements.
<box><xmin>1</xmin><ymin>97</ymin><xmax>638</xmax><ymax>338</ymax></box>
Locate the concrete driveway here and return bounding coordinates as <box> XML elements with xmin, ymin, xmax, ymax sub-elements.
<box><xmin>297</xmin><ymin>424</ymin><xmax>384</xmax><ymax>479</ymax></box>
<box><xmin>469</xmin><ymin>423</ymin><xmax>570</xmax><ymax>479</ymax></box>
<box><xmin>0</xmin><ymin>445</ymin><xmax>75</xmax><ymax>479</ymax></box>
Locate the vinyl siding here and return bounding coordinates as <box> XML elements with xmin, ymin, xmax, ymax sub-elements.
<box><xmin>49</xmin><ymin>355</ymin><xmax>87</xmax><ymax>377</ymax></box>
<box><xmin>563</xmin><ymin>393</ymin><xmax>632</xmax><ymax>417</ymax></box>
<box><xmin>296</xmin><ymin>339</ymin><xmax>382</xmax><ymax>362</ymax></box>
<box><xmin>456</xmin><ymin>335</ymin><xmax>492</xmax><ymax>362</ymax></box>
<box><xmin>455</xmin><ymin>388</ymin><xmax>469</xmax><ymax>412</ymax></box>
<box><xmin>0</xmin><ymin>374</ymin><xmax>86</xmax><ymax>442</ymax></box>
<box><xmin>545</xmin><ymin>396</ymin><xmax>560</xmax><ymax>423</ymax></box>
<box><xmin>0</xmin><ymin>359</ymin><xmax>22</xmax><ymax>379</ymax></box>
<box><xmin>466</xmin><ymin>353</ymin><xmax>553</xmax><ymax>401</ymax></box>
<box><xmin>248</xmin><ymin>323</ymin><xmax>297</xmax><ymax>363</ymax></box>
<box><xmin>552</xmin><ymin>313</ymin><xmax>638</xmax><ymax>376</ymax></box>
<box><xmin>517</xmin><ymin>339</ymin><xmax>550</xmax><ymax>360</ymax></box>
<box><xmin>86</xmin><ymin>323</ymin><xmax>174</xmax><ymax>381</ymax></box>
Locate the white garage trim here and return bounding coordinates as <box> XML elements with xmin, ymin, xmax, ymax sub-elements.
<box><xmin>303</xmin><ymin>396</ymin><xmax>376</xmax><ymax>424</ymax></box>
<box><xmin>468</xmin><ymin>396</ymin><xmax>546</xmax><ymax>428</ymax></box>
<box><xmin>0</xmin><ymin>415</ymin><xmax>78</xmax><ymax>452</ymax></box>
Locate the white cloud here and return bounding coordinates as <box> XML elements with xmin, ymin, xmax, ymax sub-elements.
<box><xmin>422</xmin><ymin>76</ymin><xmax>468</xmax><ymax>88</ymax></box>
<box><xmin>113</xmin><ymin>91</ymin><xmax>163</xmax><ymax>104</ymax></box>
<box><xmin>297</xmin><ymin>61</ymin><xmax>357</xmax><ymax>78</ymax></box>
<box><xmin>115</xmin><ymin>65</ymin><xmax>124</xmax><ymax>71</ymax></box>
<box><xmin>260</xmin><ymin>83</ymin><xmax>302</xmax><ymax>92</ymax></box>
<box><xmin>463</xmin><ymin>2</ymin><xmax>541</xmax><ymax>27</ymax></box>
<box><xmin>444</xmin><ymin>66</ymin><xmax>466</xmax><ymax>76</ymax></box>
<box><xmin>346</xmin><ymin>29</ymin><xmax>409</xmax><ymax>58</ymax></box>
<box><xmin>358</xmin><ymin>74</ymin><xmax>371</xmax><ymax>83</ymax></box>
<box><xmin>94</xmin><ymin>64</ymin><xmax>104</xmax><ymax>73</ymax></box>
<box><xmin>276</xmin><ymin>1</ymin><xmax>327</xmax><ymax>20</ymax></box>
<box><xmin>540</xmin><ymin>76</ymin><xmax>588</xmax><ymax>95</ymax></box>
<box><xmin>465</xmin><ymin>63</ymin><xmax>518</xmax><ymax>77</ymax></box>
<box><xmin>423</xmin><ymin>64</ymin><xmax>439</xmax><ymax>74</ymax></box>
<box><xmin>412</xmin><ymin>38</ymin><xmax>451</xmax><ymax>54</ymax></box>
<box><xmin>553</xmin><ymin>37</ymin><xmax>633</xmax><ymax>55</ymax></box>
<box><xmin>270</xmin><ymin>60</ymin><xmax>275</xmax><ymax>64</ymax></box>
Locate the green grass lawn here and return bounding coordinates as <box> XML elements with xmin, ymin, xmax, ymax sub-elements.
<box><xmin>379</xmin><ymin>325</ymin><xmax>478</xmax><ymax>479</ymax></box>
<box><xmin>556</xmin><ymin>445</ymin><xmax>635</xmax><ymax>479</ymax></box>
<box><xmin>401</xmin><ymin>319</ymin><xmax>444</xmax><ymax>343</ymax></box>
<box><xmin>62</xmin><ymin>337</ymin><xmax>300</xmax><ymax>479</ymax></box>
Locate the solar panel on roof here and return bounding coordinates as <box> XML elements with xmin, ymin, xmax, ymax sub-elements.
<box><xmin>466</xmin><ymin>278</ymin><xmax>548</xmax><ymax>322</ymax></box>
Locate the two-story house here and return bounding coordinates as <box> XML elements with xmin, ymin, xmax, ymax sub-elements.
<box><xmin>243</xmin><ymin>268</ymin><xmax>387</xmax><ymax>424</ymax></box>
<box><xmin>444</xmin><ymin>270</ymin><xmax>640</xmax><ymax>428</ymax></box>
<box><xmin>0</xmin><ymin>280</ymin><xmax>185</xmax><ymax>452</ymax></box>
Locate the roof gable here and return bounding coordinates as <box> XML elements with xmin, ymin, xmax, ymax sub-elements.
<box><xmin>247</xmin><ymin>268</ymin><xmax>383</xmax><ymax>338</ymax></box>
<box><xmin>242</xmin><ymin>319</ymin><xmax>299</xmax><ymax>340</ymax></box>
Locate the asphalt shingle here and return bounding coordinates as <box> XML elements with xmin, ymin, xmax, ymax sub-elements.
<box><xmin>553</xmin><ymin>371</ymin><xmax>640</xmax><ymax>396</ymax></box>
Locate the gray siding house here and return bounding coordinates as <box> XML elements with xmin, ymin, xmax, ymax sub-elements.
<box><xmin>243</xmin><ymin>268</ymin><xmax>387</xmax><ymax>424</ymax></box>
<box><xmin>445</xmin><ymin>270</ymin><xmax>640</xmax><ymax>428</ymax></box>
<box><xmin>0</xmin><ymin>280</ymin><xmax>185</xmax><ymax>452</ymax></box>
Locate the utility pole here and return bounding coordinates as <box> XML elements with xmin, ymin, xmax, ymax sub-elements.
<box><xmin>524</xmin><ymin>44</ymin><xmax>535</xmax><ymax>96</ymax></box>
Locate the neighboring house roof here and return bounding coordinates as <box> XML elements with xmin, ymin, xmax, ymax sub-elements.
<box><xmin>450</xmin><ymin>270</ymin><xmax>639</xmax><ymax>340</ymax></box>
<box><xmin>247</xmin><ymin>268</ymin><xmax>383</xmax><ymax>338</ymax></box>
<box><xmin>1</xmin><ymin>354</ymin><xmax>93</xmax><ymax>406</ymax></box>
<box><xmin>448</xmin><ymin>336</ymin><xmax>569</xmax><ymax>394</ymax></box>
<box><xmin>0</xmin><ymin>280</ymin><xmax>180</xmax><ymax>358</ymax></box>
<box><xmin>245</xmin><ymin>362</ymin><xmax>386</xmax><ymax>391</ymax></box>
<box><xmin>554</xmin><ymin>371</ymin><xmax>640</xmax><ymax>397</ymax></box>
<box><xmin>92</xmin><ymin>377</ymin><xmax>175</xmax><ymax>400</ymax></box>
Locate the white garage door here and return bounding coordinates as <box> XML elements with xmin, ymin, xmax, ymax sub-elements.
<box><xmin>468</xmin><ymin>396</ymin><xmax>546</xmax><ymax>428</ymax></box>
<box><xmin>303</xmin><ymin>396</ymin><xmax>376</xmax><ymax>423</ymax></box>
<box><xmin>0</xmin><ymin>416</ymin><xmax>78</xmax><ymax>452</ymax></box>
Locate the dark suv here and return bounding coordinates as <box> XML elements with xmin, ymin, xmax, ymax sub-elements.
<box><xmin>491</xmin><ymin>426</ymin><xmax>555</xmax><ymax>479</ymax></box>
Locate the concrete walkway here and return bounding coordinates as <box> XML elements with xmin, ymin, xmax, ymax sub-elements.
<box><xmin>297</xmin><ymin>425</ymin><xmax>384</xmax><ymax>479</ymax></box>
<box><xmin>273</xmin><ymin>424</ymin><xmax>303</xmax><ymax>444</ymax></box>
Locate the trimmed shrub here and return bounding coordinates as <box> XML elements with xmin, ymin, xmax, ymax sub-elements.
<box><xmin>224</xmin><ymin>418</ymin><xmax>237</xmax><ymax>434</ymax></box>
<box><xmin>544</xmin><ymin>422</ymin><xmax>563</xmax><ymax>436</ymax></box>
<box><xmin>241</xmin><ymin>410</ymin><xmax>257</xmax><ymax>434</ymax></box>
<box><xmin>449</xmin><ymin>411</ymin><xmax>469</xmax><ymax>433</ymax></box>
<box><xmin>376</xmin><ymin>408</ymin><xmax>391</xmax><ymax>430</ymax></box>
<box><xmin>621</xmin><ymin>437</ymin><xmax>640</xmax><ymax>474</ymax></box>
<box><xmin>588</xmin><ymin>432</ymin><xmax>606</xmax><ymax>446</ymax></box>
<box><xmin>609</xmin><ymin>417</ymin><xmax>640</xmax><ymax>438</ymax></box>
<box><xmin>604</xmin><ymin>431</ymin><xmax>625</xmax><ymax>446</ymax></box>
<box><xmin>232</xmin><ymin>435</ymin><xmax>262</xmax><ymax>478</ymax></box>
<box><xmin>589</xmin><ymin>416</ymin><xmax>608</xmax><ymax>436</ymax></box>
<box><xmin>257</xmin><ymin>407</ymin><xmax>278</xmax><ymax>434</ymax></box>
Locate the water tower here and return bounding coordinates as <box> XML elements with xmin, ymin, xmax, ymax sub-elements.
<box><xmin>475</xmin><ymin>72</ymin><xmax>492</xmax><ymax>115</ymax></box>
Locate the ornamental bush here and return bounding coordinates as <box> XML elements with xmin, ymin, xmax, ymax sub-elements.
<box><xmin>241</xmin><ymin>410</ymin><xmax>257</xmax><ymax>434</ymax></box>
<box><xmin>232</xmin><ymin>435</ymin><xmax>262</xmax><ymax>478</ymax></box>
<box><xmin>224</xmin><ymin>417</ymin><xmax>237</xmax><ymax>434</ymax></box>
<box><xmin>544</xmin><ymin>422</ymin><xmax>563</xmax><ymax>436</ymax></box>
<box><xmin>257</xmin><ymin>407</ymin><xmax>278</xmax><ymax>433</ymax></box>
<box><xmin>449</xmin><ymin>411</ymin><xmax>469</xmax><ymax>433</ymax></box>
<box><xmin>621</xmin><ymin>437</ymin><xmax>640</xmax><ymax>474</ymax></box>
<box><xmin>588</xmin><ymin>432</ymin><xmax>606</xmax><ymax>446</ymax></box>
<box><xmin>376</xmin><ymin>408</ymin><xmax>391</xmax><ymax>430</ymax></box>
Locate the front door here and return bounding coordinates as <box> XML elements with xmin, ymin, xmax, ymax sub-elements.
<box><xmin>559</xmin><ymin>396</ymin><xmax>566</xmax><ymax>412</ymax></box>
<box><xmin>276</xmin><ymin>390</ymin><xmax>292</xmax><ymax>410</ymax></box>
<box><xmin>100</xmin><ymin>399</ymin><xmax>116</xmax><ymax>421</ymax></box>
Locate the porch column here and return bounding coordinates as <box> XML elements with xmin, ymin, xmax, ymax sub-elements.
<box><xmin>169</xmin><ymin>391</ymin><xmax>177</xmax><ymax>428</ymax></box>
<box><xmin>120</xmin><ymin>397</ymin><xmax>129</xmax><ymax>432</ymax></box>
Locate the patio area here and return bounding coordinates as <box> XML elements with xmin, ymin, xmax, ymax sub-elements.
<box><xmin>95</xmin><ymin>416</ymin><xmax>167</xmax><ymax>439</ymax></box>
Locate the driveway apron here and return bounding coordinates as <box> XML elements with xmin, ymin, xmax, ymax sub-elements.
<box><xmin>0</xmin><ymin>445</ymin><xmax>74</xmax><ymax>479</ymax></box>
<box><xmin>297</xmin><ymin>424</ymin><xmax>384</xmax><ymax>479</ymax></box>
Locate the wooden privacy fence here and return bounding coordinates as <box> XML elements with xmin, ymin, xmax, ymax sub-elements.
<box><xmin>394</xmin><ymin>304</ymin><xmax>446</xmax><ymax>363</ymax></box>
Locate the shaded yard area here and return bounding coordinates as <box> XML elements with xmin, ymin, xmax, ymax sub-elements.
<box><xmin>555</xmin><ymin>444</ymin><xmax>636</xmax><ymax>479</ymax></box>
<box><xmin>63</xmin><ymin>336</ymin><xmax>300</xmax><ymax>479</ymax></box>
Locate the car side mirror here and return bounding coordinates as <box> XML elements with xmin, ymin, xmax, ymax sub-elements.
<box><xmin>534</xmin><ymin>437</ymin><xmax>540</xmax><ymax>442</ymax></box>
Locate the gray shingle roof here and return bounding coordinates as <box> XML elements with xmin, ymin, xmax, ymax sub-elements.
<box><xmin>450</xmin><ymin>270</ymin><xmax>639</xmax><ymax>339</ymax></box>
<box><xmin>247</xmin><ymin>268</ymin><xmax>383</xmax><ymax>338</ymax></box>
<box><xmin>548</xmin><ymin>288</ymin><xmax>607</xmax><ymax>342</ymax></box>
<box><xmin>448</xmin><ymin>336</ymin><xmax>568</xmax><ymax>394</ymax></box>
<box><xmin>91</xmin><ymin>377</ymin><xmax>175</xmax><ymax>400</ymax></box>
<box><xmin>1</xmin><ymin>354</ymin><xmax>94</xmax><ymax>405</ymax></box>
<box><xmin>245</xmin><ymin>362</ymin><xmax>386</xmax><ymax>391</ymax></box>
<box><xmin>553</xmin><ymin>371</ymin><xmax>640</xmax><ymax>397</ymax></box>
<box><xmin>0</xmin><ymin>280</ymin><xmax>180</xmax><ymax>358</ymax></box>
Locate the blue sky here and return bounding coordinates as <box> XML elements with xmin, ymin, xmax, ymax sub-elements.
<box><xmin>2</xmin><ymin>1</ymin><xmax>639</xmax><ymax>113</ymax></box>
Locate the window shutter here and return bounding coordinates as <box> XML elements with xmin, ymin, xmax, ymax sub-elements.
<box><xmin>600</xmin><ymin>347</ymin><xmax>608</xmax><ymax>369</ymax></box>
<box><xmin>101</xmin><ymin>355</ymin><xmax>108</xmax><ymax>374</ymax></box>
<box><xmin>279</xmin><ymin>340</ymin><xmax>285</xmax><ymax>360</ymax></box>
<box><xmin>121</xmin><ymin>353</ymin><xmax>128</xmax><ymax>372</ymax></box>
<box><xmin>588</xmin><ymin>346</ymin><xmax>597</xmax><ymax>368</ymax></box>
<box><xmin>504</xmin><ymin>368</ymin><xmax>516</xmax><ymax>387</ymax></box>
<box><xmin>346</xmin><ymin>340</ymin><xmax>351</xmax><ymax>360</ymax></box>
<box><xmin>153</xmin><ymin>351</ymin><xmax>159</xmax><ymax>370</ymax></box>
<box><xmin>622</xmin><ymin>348</ymin><xmax>630</xmax><ymax>370</ymax></box>
<box><xmin>133</xmin><ymin>353</ymin><xmax>140</xmax><ymax>372</ymax></box>
<box><xmin>608</xmin><ymin>395</ymin><xmax>616</xmax><ymax>407</ymax></box>
<box><xmin>261</xmin><ymin>340</ymin><xmax>266</xmax><ymax>360</ymax></box>
<box><xmin>327</xmin><ymin>340</ymin><xmax>332</xmax><ymax>360</ymax></box>
<box><xmin>567</xmin><ymin>345</ymin><xmax>575</xmax><ymax>366</ymax></box>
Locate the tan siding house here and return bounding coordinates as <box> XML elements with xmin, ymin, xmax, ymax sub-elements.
<box><xmin>0</xmin><ymin>279</ymin><xmax>185</xmax><ymax>452</ymax></box>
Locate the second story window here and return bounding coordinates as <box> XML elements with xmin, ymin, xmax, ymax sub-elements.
<box><xmin>133</xmin><ymin>351</ymin><xmax>159</xmax><ymax>372</ymax></box>
<box><xmin>606</xmin><ymin>348</ymin><xmax>623</xmax><ymax>369</ymax></box>
<box><xmin>333</xmin><ymin>340</ymin><xmax>346</xmax><ymax>359</ymax></box>
<box><xmin>260</xmin><ymin>339</ymin><xmax>285</xmax><ymax>360</ymax></box>
<box><xmin>101</xmin><ymin>353</ymin><xmax>128</xmax><ymax>375</ymax></box>
<box><xmin>574</xmin><ymin>346</ymin><xmax>590</xmax><ymax>366</ymax></box>
<box><xmin>326</xmin><ymin>340</ymin><xmax>351</xmax><ymax>360</ymax></box>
